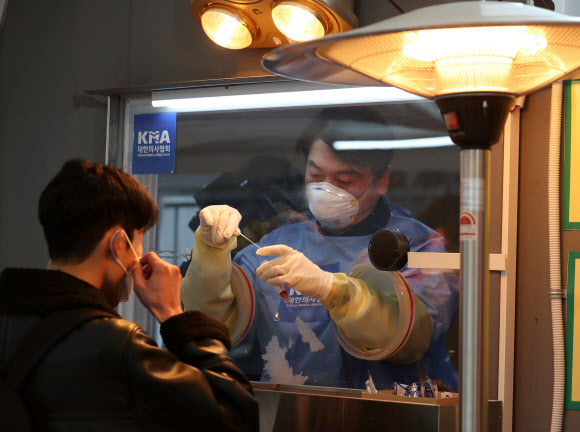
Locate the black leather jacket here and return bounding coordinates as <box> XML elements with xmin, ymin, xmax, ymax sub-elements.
<box><xmin>0</xmin><ymin>268</ymin><xmax>259</xmax><ymax>431</ymax></box>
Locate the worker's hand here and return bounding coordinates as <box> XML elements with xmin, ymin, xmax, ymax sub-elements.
<box><xmin>256</xmin><ymin>244</ymin><xmax>334</xmax><ymax>301</ymax></box>
<box><xmin>199</xmin><ymin>205</ymin><xmax>242</xmax><ymax>248</ymax></box>
<box><xmin>131</xmin><ymin>252</ymin><xmax>183</xmax><ymax>323</ymax></box>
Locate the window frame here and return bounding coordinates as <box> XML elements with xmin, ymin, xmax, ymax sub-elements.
<box><xmin>105</xmin><ymin>78</ymin><xmax>519</xmax><ymax>428</ymax></box>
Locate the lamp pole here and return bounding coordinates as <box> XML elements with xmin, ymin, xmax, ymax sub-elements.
<box><xmin>459</xmin><ymin>148</ymin><xmax>490</xmax><ymax>432</ymax></box>
<box><xmin>435</xmin><ymin>93</ymin><xmax>514</xmax><ymax>432</ymax></box>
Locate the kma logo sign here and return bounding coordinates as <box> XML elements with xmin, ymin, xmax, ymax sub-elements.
<box><xmin>132</xmin><ymin>113</ymin><xmax>176</xmax><ymax>174</ymax></box>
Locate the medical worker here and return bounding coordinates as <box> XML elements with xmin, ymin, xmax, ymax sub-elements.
<box><xmin>181</xmin><ymin>107</ymin><xmax>459</xmax><ymax>391</ymax></box>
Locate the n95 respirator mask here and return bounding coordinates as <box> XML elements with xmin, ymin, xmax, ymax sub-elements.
<box><xmin>306</xmin><ymin>182</ymin><xmax>359</xmax><ymax>231</ymax></box>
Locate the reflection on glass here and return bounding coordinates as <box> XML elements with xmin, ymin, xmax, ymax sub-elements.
<box><xmin>417</xmin><ymin>194</ymin><xmax>460</xmax><ymax>254</ymax></box>
<box><xmin>159</xmin><ymin>102</ymin><xmax>460</xmax><ymax>392</ymax></box>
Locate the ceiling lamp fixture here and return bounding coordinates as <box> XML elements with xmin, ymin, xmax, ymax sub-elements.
<box><xmin>191</xmin><ymin>0</ymin><xmax>358</xmax><ymax>49</ymax></box>
<box><xmin>200</xmin><ymin>7</ymin><xmax>255</xmax><ymax>49</ymax></box>
<box><xmin>152</xmin><ymin>84</ymin><xmax>421</xmax><ymax>112</ymax></box>
<box><xmin>261</xmin><ymin>2</ymin><xmax>580</xmax><ymax>432</ymax></box>
<box><xmin>272</xmin><ymin>1</ymin><xmax>326</xmax><ymax>42</ymax></box>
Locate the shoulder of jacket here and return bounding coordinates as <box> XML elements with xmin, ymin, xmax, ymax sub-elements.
<box><xmin>80</xmin><ymin>316</ymin><xmax>163</xmax><ymax>365</ymax></box>
<box><xmin>83</xmin><ymin>315</ymin><xmax>147</xmax><ymax>343</ymax></box>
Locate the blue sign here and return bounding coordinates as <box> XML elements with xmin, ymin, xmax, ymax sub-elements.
<box><xmin>132</xmin><ymin>113</ymin><xmax>176</xmax><ymax>174</ymax></box>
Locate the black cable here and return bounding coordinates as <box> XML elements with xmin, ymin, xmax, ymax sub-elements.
<box><xmin>386</xmin><ymin>0</ymin><xmax>405</xmax><ymax>14</ymax></box>
<box><xmin>339</xmin><ymin>345</ymin><xmax>354</xmax><ymax>389</ymax></box>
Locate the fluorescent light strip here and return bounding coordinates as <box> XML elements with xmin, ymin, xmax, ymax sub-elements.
<box><xmin>333</xmin><ymin>136</ymin><xmax>454</xmax><ymax>150</ymax></box>
<box><xmin>152</xmin><ymin>87</ymin><xmax>423</xmax><ymax>111</ymax></box>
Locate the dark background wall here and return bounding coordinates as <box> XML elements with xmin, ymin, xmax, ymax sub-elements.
<box><xmin>1</xmin><ymin>0</ymin><xmax>579</xmax><ymax>430</ymax></box>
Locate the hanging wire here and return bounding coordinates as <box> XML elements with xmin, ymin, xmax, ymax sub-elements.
<box><xmin>385</xmin><ymin>0</ymin><xmax>404</xmax><ymax>14</ymax></box>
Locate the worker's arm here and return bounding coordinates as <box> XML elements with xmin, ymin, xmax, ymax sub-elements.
<box><xmin>256</xmin><ymin>244</ymin><xmax>432</xmax><ymax>363</ymax></box>
<box><xmin>322</xmin><ymin>273</ymin><xmax>432</xmax><ymax>363</ymax></box>
<box><xmin>181</xmin><ymin>229</ymin><xmax>240</xmax><ymax>330</ymax></box>
<box><xmin>181</xmin><ymin>205</ymin><xmax>243</xmax><ymax>331</ymax></box>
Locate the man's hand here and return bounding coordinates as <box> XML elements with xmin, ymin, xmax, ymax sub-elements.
<box><xmin>256</xmin><ymin>244</ymin><xmax>334</xmax><ymax>302</ymax></box>
<box><xmin>199</xmin><ymin>205</ymin><xmax>242</xmax><ymax>248</ymax></box>
<box><xmin>131</xmin><ymin>252</ymin><xmax>183</xmax><ymax>323</ymax></box>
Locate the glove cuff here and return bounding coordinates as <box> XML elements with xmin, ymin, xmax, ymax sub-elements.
<box><xmin>316</xmin><ymin>271</ymin><xmax>335</xmax><ymax>303</ymax></box>
<box><xmin>195</xmin><ymin>228</ymin><xmax>237</xmax><ymax>252</ymax></box>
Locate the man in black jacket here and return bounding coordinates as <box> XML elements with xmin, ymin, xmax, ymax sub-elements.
<box><xmin>0</xmin><ymin>159</ymin><xmax>259</xmax><ymax>431</ymax></box>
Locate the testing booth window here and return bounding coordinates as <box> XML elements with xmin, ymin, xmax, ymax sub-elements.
<box><xmin>113</xmin><ymin>81</ymin><xmax>510</xmax><ymax>393</ymax></box>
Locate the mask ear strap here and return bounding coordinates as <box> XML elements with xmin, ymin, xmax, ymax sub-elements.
<box><xmin>110</xmin><ymin>230</ymin><xmax>128</xmax><ymax>273</ymax></box>
<box><xmin>358</xmin><ymin>178</ymin><xmax>377</xmax><ymax>200</ymax></box>
<box><xmin>122</xmin><ymin>230</ymin><xmax>140</xmax><ymax>260</ymax></box>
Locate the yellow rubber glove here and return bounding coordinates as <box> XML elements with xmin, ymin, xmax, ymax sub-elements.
<box><xmin>256</xmin><ymin>244</ymin><xmax>334</xmax><ymax>302</ymax></box>
<box><xmin>324</xmin><ymin>273</ymin><xmax>432</xmax><ymax>363</ymax></box>
<box><xmin>255</xmin><ymin>247</ymin><xmax>432</xmax><ymax>363</ymax></box>
<box><xmin>181</xmin><ymin>228</ymin><xmax>239</xmax><ymax>328</ymax></box>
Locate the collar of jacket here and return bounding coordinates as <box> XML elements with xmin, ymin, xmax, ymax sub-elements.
<box><xmin>0</xmin><ymin>268</ymin><xmax>120</xmax><ymax>317</ymax></box>
<box><xmin>318</xmin><ymin>195</ymin><xmax>392</xmax><ymax>237</ymax></box>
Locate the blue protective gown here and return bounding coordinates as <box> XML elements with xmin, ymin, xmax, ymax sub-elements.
<box><xmin>230</xmin><ymin>197</ymin><xmax>459</xmax><ymax>391</ymax></box>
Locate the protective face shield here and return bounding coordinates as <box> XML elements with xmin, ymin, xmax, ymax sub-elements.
<box><xmin>110</xmin><ymin>230</ymin><xmax>140</xmax><ymax>302</ymax></box>
<box><xmin>306</xmin><ymin>182</ymin><xmax>373</xmax><ymax>231</ymax></box>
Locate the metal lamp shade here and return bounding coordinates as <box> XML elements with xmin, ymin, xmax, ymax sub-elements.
<box><xmin>262</xmin><ymin>1</ymin><xmax>580</xmax><ymax>97</ymax></box>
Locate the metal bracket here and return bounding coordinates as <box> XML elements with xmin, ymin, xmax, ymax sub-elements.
<box><xmin>549</xmin><ymin>289</ymin><xmax>567</xmax><ymax>299</ymax></box>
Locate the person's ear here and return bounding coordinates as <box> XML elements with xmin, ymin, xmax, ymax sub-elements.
<box><xmin>377</xmin><ymin>166</ymin><xmax>391</xmax><ymax>195</ymax></box>
<box><xmin>109</xmin><ymin>229</ymin><xmax>126</xmax><ymax>258</ymax></box>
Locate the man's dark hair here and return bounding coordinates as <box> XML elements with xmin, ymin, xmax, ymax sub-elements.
<box><xmin>297</xmin><ymin>106</ymin><xmax>394</xmax><ymax>179</ymax></box>
<box><xmin>39</xmin><ymin>159</ymin><xmax>158</xmax><ymax>263</ymax></box>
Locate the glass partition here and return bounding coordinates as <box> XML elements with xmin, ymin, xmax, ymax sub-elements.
<box><xmin>112</xmin><ymin>80</ymin><xmax>511</xmax><ymax>395</ymax></box>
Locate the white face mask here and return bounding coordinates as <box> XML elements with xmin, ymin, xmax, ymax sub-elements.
<box><xmin>110</xmin><ymin>230</ymin><xmax>140</xmax><ymax>302</ymax></box>
<box><xmin>306</xmin><ymin>182</ymin><xmax>362</xmax><ymax>231</ymax></box>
